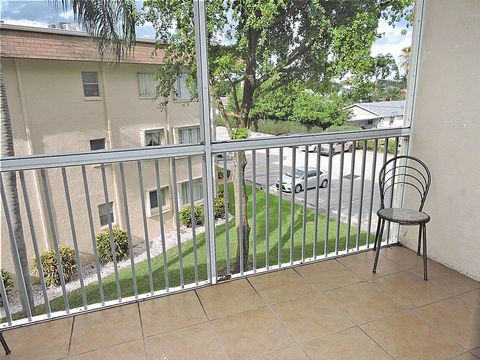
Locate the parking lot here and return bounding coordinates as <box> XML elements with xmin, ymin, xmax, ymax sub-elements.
<box><xmin>220</xmin><ymin>146</ymin><xmax>395</xmax><ymax>235</ymax></box>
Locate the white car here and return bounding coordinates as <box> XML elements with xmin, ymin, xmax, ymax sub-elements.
<box><xmin>275</xmin><ymin>168</ymin><xmax>329</xmax><ymax>193</ymax></box>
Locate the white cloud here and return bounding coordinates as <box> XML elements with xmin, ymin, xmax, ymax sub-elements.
<box><xmin>371</xmin><ymin>36</ymin><xmax>412</xmax><ymax>60</ymax></box>
<box><xmin>1</xmin><ymin>18</ymin><xmax>49</xmax><ymax>28</ymax></box>
<box><xmin>372</xmin><ymin>19</ymin><xmax>413</xmax><ymax>75</ymax></box>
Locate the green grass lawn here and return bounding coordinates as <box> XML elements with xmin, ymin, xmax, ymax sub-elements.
<box><xmin>10</xmin><ymin>183</ymin><xmax>367</xmax><ymax>320</ymax></box>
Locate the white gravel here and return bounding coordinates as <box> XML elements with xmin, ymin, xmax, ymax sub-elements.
<box><xmin>1</xmin><ymin>215</ymin><xmax>230</xmax><ymax>317</ymax></box>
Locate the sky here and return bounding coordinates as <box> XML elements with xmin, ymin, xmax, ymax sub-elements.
<box><xmin>0</xmin><ymin>1</ymin><xmax>412</xmax><ymax>74</ymax></box>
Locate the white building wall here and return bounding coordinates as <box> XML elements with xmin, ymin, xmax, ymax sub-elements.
<box><xmin>1</xmin><ymin>58</ymin><xmax>202</xmax><ymax>274</ymax></box>
<box><xmin>403</xmin><ymin>0</ymin><xmax>480</xmax><ymax>280</ymax></box>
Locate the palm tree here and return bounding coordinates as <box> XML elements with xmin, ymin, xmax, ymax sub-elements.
<box><xmin>59</xmin><ymin>0</ymin><xmax>139</xmax><ymax>62</ymax></box>
<box><xmin>0</xmin><ymin>0</ymin><xmax>139</xmax><ymax>317</ymax></box>
<box><xmin>400</xmin><ymin>46</ymin><xmax>411</xmax><ymax>75</ymax></box>
<box><xmin>0</xmin><ymin>62</ymin><xmax>34</xmax><ymax>316</ymax></box>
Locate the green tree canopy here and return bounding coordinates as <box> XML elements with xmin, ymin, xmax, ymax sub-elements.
<box><xmin>292</xmin><ymin>91</ymin><xmax>351</xmax><ymax>130</ymax></box>
<box><xmin>142</xmin><ymin>0</ymin><xmax>414</xmax><ymax>271</ymax></box>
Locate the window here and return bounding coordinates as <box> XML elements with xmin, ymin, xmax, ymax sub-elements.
<box><xmin>147</xmin><ymin>187</ymin><xmax>169</xmax><ymax>215</ymax></box>
<box><xmin>179</xmin><ymin>178</ymin><xmax>203</xmax><ymax>206</ymax></box>
<box><xmin>81</xmin><ymin>71</ymin><xmax>100</xmax><ymax>97</ymax></box>
<box><xmin>174</xmin><ymin>72</ymin><xmax>196</xmax><ymax>100</ymax></box>
<box><xmin>177</xmin><ymin>126</ymin><xmax>201</xmax><ymax>144</ymax></box>
<box><xmin>98</xmin><ymin>202</ymin><xmax>114</xmax><ymax>227</ymax></box>
<box><xmin>90</xmin><ymin>138</ymin><xmax>106</xmax><ymax>151</ymax></box>
<box><xmin>138</xmin><ymin>73</ymin><xmax>156</xmax><ymax>97</ymax></box>
<box><xmin>143</xmin><ymin>129</ymin><xmax>165</xmax><ymax>147</ymax></box>
<box><xmin>367</xmin><ymin>120</ymin><xmax>373</xmax><ymax>125</ymax></box>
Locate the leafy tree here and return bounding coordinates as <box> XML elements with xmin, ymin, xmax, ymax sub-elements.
<box><xmin>246</xmin><ymin>82</ymin><xmax>300</xmax><ymax>128</ymax></box>
<box><xmin>292</xmin><ymin>92</ymin><xmax>350</xmax><ymax>130</ymax></box>
<box><xmin>345</xmin><ymin>78</ymin><xmax>405</xmax><ymax>103</ymax></box>
<box><xmin>143</xmin><ymin>0</ymin><xmax>413</xmax><ymax>272</ymax></box>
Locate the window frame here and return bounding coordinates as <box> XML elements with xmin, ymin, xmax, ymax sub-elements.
<box><xmin>98</xmin><ymin>201</ymin><xmax>115</xmax><ymax>228</ymax></box>
<box><xmin>174</xmin><ymin>72</ymin><xmax>197</xmax><ymax>102</ymax></box>
<box><xmin>146</xmin><ymin>186</ymin><xmax>170</xmax><ymax>217</ymax></box>
<box><xmin>81</xmin><ymin>71</ymin><xmax>100</xmax><ymax>98</ymax></box>
<box><xmin>141</xmin><ymin>128</ymin><xmax>166</xmax><ymax>147</ymax></box>
<box><xmin>178</xmin><ymin>177</ymin><xmax>203</xmax><ymax>207</ymax></box>
<box><xmin>90</xmin><ymin>138</ymin><xmax>106</xmax><ymax>151</ymax></box>
<box><xmin>137</xmin><ymin>72</ymin><xmax>157</xmax><ymax>98</ymax></box>
<box><xmin>174</xmin><ymin>125</ymin><xmax>201</xmax><ymax>145</ymax></box>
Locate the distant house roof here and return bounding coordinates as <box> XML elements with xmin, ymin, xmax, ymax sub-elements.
<box><xmin>0</xmin><ymin>24</ymin><xmax>164</xmax><ymax>65</ymax></box>
<box><xmin>345</xmin><ymin>101</ymin><xmax>405</xmax><ymax>119</ymax></box>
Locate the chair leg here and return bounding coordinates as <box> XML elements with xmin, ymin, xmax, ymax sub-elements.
<box><xmin>373</xmin><ymin>219</ymin><xmax>385</xmax><ymax>274</ymax></box>
<box><xmin>373</xmin><ymin>218</ymin><xmax>381</xmax><ymax>251</ymax></box>
<box><xmin>417</xmin><ymin>225</ymin><xmax>422</xmax><ymax>255</ymax></box>
<box><xmin>0</xmin><ymin>332</ymin><xmax>11</xmax><ymax>355</ymax></box>
<box><xmin>422</xmin><ymin>224</ymin><xmax>428</xmax><ymax>281</ymax></box>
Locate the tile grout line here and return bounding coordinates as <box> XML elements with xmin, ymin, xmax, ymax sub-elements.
<box><xmin>136</xmin><ymin>302</ymin><xmax>149</xmax><ymax>359</ymax></box>
<box><xmin>455</xmin><ymin>291</ymin><xmax>480</xmax><ymax>311</ymax></box>
<box><xmin>292</xmin><ymin>260</ymin><xmax>368</xmax><ymax>293</ymax></box>
<box><xmin>245</xmin><ymin>277</ymin><xmax>300</xmax><ymax>347</ymax></box>
<box><xmin>247</xmin><ymin>262</ymin><xmax>403</xmax><ymax>358</ymax></box>
<box><xmin>194</xmin><ymin>289</ymin><xmax>231</xmax><ymax>360</ymax></box>
<box><xmin>413</xmin><ymin>303</ymin><xmax>475</xmax><ymax>352</ymax></box>
<box><xmin>357</xmin><ymin>325</ymin><xmax>398</xmax><ymax>360</ymax></box>
<box><xmin>366</xmin><ymin>269</ymin><xmax>456</xmax><ymax>309</ymax></box>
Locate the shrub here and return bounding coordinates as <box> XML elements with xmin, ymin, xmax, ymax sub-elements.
<box><xmin>96</xmin><ymin>227</ymin><xmax>129</xmax><ymax>263</ymax></box>
<box><xmin>357</xmin><ymin>139</ymin><xmax>398</xmax><ymax>154</ymax></box>
<box><xmin>231</xmin><ymin>128</ymin><xmax>249</xmax><ymax>140</ymax></box>
<box><xmin>218</xmin><ymin>167</ymin><xmax>231</xmax><ymax>179</ymax></box>
<box><xmin>34</xmin><ymin>245</ymin><xmax>77</xmax><ymax>287</ymax></box>
<box><xmin>214</xmin><ymin>191</ymin><xmax>226</xmax><ymax>219</ymax></box>
<box><xmin>1</xmin><ymin>269</ymin><xmax>14</xmax><ymax>294</ymax></box>
<box><xmin>179</xmin><ymin>205</ymin><xmax>204</xmax><ymax>227</ymax></box>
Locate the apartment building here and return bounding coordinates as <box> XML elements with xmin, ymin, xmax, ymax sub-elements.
<box><xmin>0</xmin><ymin>24</ymin><xmax>204</xmax><ymax>272</ymax></box>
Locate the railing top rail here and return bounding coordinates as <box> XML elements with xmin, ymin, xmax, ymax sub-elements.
<box><xmin>0</xmin><ymin>127</ymin><xmax>409</xmax><ymax>172</ymax></box>
<box><xmin>211</xmin><ymin>127</ymin><xmax>410</xmax><ymax>153</ymax></box>
<box><xmin>0</xmin><ymin>144</ymin><xmax>205</xmax><ymax>172</ymax></box>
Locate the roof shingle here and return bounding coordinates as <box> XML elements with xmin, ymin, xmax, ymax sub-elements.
<box><xmin>0</xmin><ymin>25</ymin><xmax>164</xmax><ymax>65</ymax></box>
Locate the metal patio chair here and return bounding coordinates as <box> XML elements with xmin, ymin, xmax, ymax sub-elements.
<box><xmin>372</xmin><ymin>155</ymin><xmax>431</xmax><ymax>280</ymax></box>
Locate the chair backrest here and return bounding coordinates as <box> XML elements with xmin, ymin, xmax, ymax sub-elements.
<box><xmin>378</xmin><ymin>155</ymin><xmax>431</xmax><ymax>211</ymax></box>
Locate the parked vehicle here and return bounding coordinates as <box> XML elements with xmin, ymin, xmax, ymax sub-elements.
<box><xmin>302</xmin><ymin>141</ymin><xmax>354</xmax><ymax>154</ymax></box>
<box><xmin>275</xmin><ymin>168</ymin><xmax>329</xmax><ymax>193</ymax></box>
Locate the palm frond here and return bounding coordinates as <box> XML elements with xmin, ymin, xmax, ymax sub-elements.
<box><xmin>52</xmin><ymin>0</ymin><xmax>139</xmax><ymax>62</ymax></box>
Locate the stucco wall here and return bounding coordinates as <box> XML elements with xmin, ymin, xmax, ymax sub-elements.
<box><xmin>1</xmin><ymin>58</ymin><xmax>203</xmax><ymax>274</ymax></box>
<box><xmin>403</xmin><ymin>0</ymin><xmax>480</xmax><ymax>280</ymax></box>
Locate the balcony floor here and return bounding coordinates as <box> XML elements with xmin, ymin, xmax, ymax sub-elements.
<box><xmin>2</xmin><ymin>245</ymin><xmax>480</xmax><ymax>360</ymax></box>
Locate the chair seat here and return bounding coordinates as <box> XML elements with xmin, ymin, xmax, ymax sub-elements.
<box><xmin>377</xmin><ymin>208</ymin><xmax>430</xmax><ymax>225</ymax></box>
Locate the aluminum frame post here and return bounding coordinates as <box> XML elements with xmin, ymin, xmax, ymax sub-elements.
<box><xmin>193</xmin><ymin>0</ymin><xmax>216</xmax><ymax>284</ymax></box>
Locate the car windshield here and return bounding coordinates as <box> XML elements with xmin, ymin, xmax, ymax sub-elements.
<box><xmin>285</xmin><ymin>169</ymin><xmax>305</xmax><ymax>178</ymax></box>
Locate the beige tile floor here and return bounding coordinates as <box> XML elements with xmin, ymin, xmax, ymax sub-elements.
<box><xmin>2</xmin><ymin>245</ymin><xmax>480</xmax><ymax>360</ymax></box>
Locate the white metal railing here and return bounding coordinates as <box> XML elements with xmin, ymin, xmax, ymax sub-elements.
<box><xmin>0</xmin><ymin>0</ymin><xmax>422</xmax><ymax>332</ymax></box>
<box><xmin>0</xmin><ymin>127</ymin><xmax>409</xmax><ymax>329</ymax></box>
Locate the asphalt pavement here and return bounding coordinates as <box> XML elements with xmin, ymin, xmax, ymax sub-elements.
<box><xmin>219</xmin><ymin>146</ymin><xmax>395</xmax><ymax>237</ymax></box>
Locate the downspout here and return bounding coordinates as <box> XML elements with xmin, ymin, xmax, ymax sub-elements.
<box><xmin>100</xmin><ymin>63</ymin><xmax>124</xmax><ymax>229</ymax></box>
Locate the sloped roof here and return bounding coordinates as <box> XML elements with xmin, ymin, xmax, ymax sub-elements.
<box><xmin>0</xmin><ymin>24</ymin><xmax>164</xmax><ymax>65</ymax></box>
<box><xmin>345</xmin><ymin>101</ymin><xmax>405</xmax><ymax>117</ymax></box>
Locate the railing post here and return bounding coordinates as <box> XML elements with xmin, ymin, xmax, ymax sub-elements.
<box><xmin>193</xmin><ymin>0</ymin><xmax>217</xmax><ymax>284</ymax></box>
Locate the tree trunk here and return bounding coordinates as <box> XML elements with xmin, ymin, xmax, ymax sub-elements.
<box><xmin>232</xmin><ymin>150</ymin><xmax>250</xmax><ymax>273</ymax></box>
<box><xmin>0</xmin><ymin>62</ymin><xmax>34</xmax><ymax>316</ymax></box>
